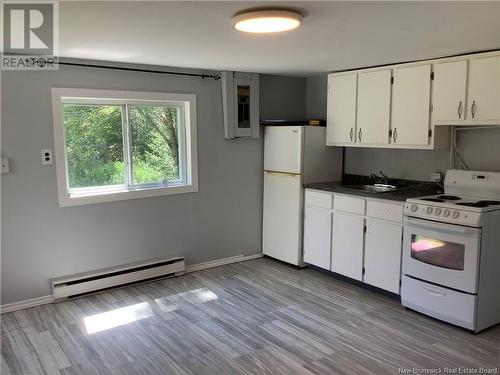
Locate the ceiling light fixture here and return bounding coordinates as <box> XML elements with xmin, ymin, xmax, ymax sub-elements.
<box><xmin>233</xmin><ymin>9</ymin><xmax>303</xmax><ymax>34</ymax></box>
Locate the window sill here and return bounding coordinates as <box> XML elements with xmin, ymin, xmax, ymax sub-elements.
<box><xmin>58</xmin><ymin>183</ymin><xmax>198</xmax><ymax>207</ymax></box>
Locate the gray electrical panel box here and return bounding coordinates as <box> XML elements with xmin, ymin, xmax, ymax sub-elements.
<box><xmin>221</xmin><ymin>71</ymin><xmax>260</xmax><ymax>139</ymax></box>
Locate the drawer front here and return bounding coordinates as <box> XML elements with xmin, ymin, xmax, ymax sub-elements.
<box><xmin>305</xmin><ymin>190</ymin><xmax>333</xmax><ymax>209</ymax></box>
<box><xmin>366</xmin><ymin>200</ymin><xmax>403</xmax><ymax>223</ymax></box>
<box><xmin>401</xmin><ymin>276</ymin><xmax>476</xmax><ymax>330</ymax></box>
<box><xmin>334</xmin><ymin>194</ymin><xmax>365</xmax><ymax>215</ymax></box>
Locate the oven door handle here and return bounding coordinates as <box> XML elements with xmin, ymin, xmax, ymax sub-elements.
<box><xmin>404</xmin><ymin>217</ymin><xmax>481</xmax><ymax>236</ymax></box>
<box><xmin>424</xmin><ymin>287</ymin><xmax>446</xmax><ymax>297</ymax></box>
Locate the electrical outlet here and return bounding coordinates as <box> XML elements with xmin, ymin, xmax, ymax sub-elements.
<box><xmin>1</xmin><ymin>158</ymin><xmax>10</xmax><ymax>173</ymax></box>
<box><xmin>430</xmin><ymin>172</ymin><xmax>442</xmax><ymax>182</ymax></box>
<box><xmin>41</xmin><ymin>149</ymin><xmax>53</xmax><ymax>165</ymax></box>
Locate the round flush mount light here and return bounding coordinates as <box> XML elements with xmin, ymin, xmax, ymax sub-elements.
<box><xmin>232</xmin><ymin>9</ymin><xmax>303</xmax><ymax>34</ymax></box>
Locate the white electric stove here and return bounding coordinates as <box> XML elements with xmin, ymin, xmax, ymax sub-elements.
<box><xmin>401</xmin><ymin>169</ymin><xmax>500</xmax><ymax>332</ymax></box>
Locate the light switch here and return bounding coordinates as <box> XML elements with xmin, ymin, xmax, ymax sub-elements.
<box><xmin>1</xmin><ymin>158</ymin><xmax>10</xmax><ymax>173</ymax></box>
<box><xmin>41</xmin><ymin>149</ymin><xmax>53</xmax><ymax>165</ymax></box>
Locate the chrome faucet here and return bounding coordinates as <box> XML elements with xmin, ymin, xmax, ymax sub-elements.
<box><xmin>379</xmin><ymin>171</ymin><xmax>389</xmax><ymax>185</ymax></box>
<box><xmin>369</xmin><ymin>171</ymin><xmax>390</xmax><ymax>185</ymax></box>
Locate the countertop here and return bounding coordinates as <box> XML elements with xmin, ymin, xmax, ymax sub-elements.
<box><xmin>304</xmin><ymin>176</ymin><xmax>442</xmax><ymax>202</ymax></box>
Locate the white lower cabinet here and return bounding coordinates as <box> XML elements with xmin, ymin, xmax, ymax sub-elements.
<box><xmin>331</xmin><ymin>211</ymin><xmax>364</xmax><ymax>281</ymax></box>
<box><xmin>364</xmin><ymin>218</ymin><xmax>403</xmax><ymax>294</ymax></box>
<box><xmin>303</xmin><ymin>207</ymin><xmax>332</xmax><ymax>270</ymax></box>
<box><xmin>303</xmin><ymin>189</ymin><xmax>404</xmax><ymax>294</ymax></box>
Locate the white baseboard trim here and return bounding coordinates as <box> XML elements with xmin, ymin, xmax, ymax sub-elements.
<box><xmin>1</xmin><ymin>253</ymin><xmax>263</xmax><ymax>314</ymax></box>
<box><xmin>1</xmin><ymin>295</ymin><xmax>54</xmax><ymax>314</ymax></box>
<box><xmin>185</xmin><ymin>253</ymin><xmax>263</xmax><ymax>273</ymax></box>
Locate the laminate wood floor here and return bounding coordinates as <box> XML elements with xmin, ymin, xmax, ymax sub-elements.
<box><xmin>2</xmin><ymin>258</ymin><xmax>499</xmax><ymax>374</ymax></box>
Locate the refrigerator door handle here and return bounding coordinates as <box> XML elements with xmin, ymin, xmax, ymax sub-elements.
<box><xmin>264</xmin><ymin>170</ymin><xmax>302</xmax><ymax>177</ymax></box>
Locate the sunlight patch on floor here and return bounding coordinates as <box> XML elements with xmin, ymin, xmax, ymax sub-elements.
<box><xmin>155</xmin><ymin>287</ymin><xmax>218</xmax><ymax>312</ymax></box>
<box><xmin>83</xmin><ymin>302</ymin><xmax>154</xmax><ymax>334</ymax></box>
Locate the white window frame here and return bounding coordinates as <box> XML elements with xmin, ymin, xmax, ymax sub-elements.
<box><xmin>51</xmin><ymin>88</ymin><xmax>198</xmax><ymax>207</ymax></box>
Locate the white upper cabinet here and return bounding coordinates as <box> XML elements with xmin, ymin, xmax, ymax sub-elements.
<box><xmin>357</xmin><ymin>69</ymin><xmax>391</xmax><ymax>145</ymax></box>
<box><xmin>467</xmin><ymin>56</ymin><xmax>500</xmax><ymax>121</ymax></box>
<box><xmin>327</xmin><ymin>73</ymin><xmax>357</xmax><ymax>145</ymax></box>
<box><xmin>391</xmin><ymin>64</ymin><xmax>431</xmax><ymax>146</ymax></box>
<box><xmin>326</xmin><ymin>51</ymin><xmax>499</xmax><ymax>148</ymax></box>
<box><xmin>432</xmin><ymin>60</ymin><xmax>467</xmax><ymax>122</ymax></box>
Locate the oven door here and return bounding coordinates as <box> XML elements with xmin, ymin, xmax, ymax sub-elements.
<box><xmin>403</xmin><ymin>217</ymin><xmax>481</xmax><ymax>294</ymax></box>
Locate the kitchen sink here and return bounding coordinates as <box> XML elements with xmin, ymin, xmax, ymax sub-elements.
<box><xmin>342</xmin><ymin>183</ymin><xmax>398</xmax><ymax>193</ymax></box>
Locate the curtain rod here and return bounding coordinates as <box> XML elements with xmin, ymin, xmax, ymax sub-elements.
<box><xmin>58</xmin><ymin>61</ymin><xmax>221</xmax><ymax>80</ymax></box>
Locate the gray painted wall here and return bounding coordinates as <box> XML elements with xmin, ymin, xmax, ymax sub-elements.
<box><xmin>306</xmin><ymin>74</ymin><xmax>327</xmax><ymax>120</ymax></box>
<box><xmin>306</xmin><ymin>74</ymin><xmax>500</xmax><ymax>180</ymax></box>
<box><xmin>454</xmin><ymin>127</ymin><xmax>500</xmax><ymax>172</ymax></box>
<box><xmin>344</xmin><ymin>148</ymin><xmax>451</xmax><ymax>181</ymax></box>
<box><xmin>260</xmin><ymin>75</ymin><xmax>306</xmax><ymax>121</ymax></box>
<box><xmin>0</xmin><ymin>63</ymin><xmax>305</xmax><ymax>305</ymax></box>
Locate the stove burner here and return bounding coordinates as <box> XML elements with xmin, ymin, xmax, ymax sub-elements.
<box><xmin>422</xmin><ymin>198</ymin><xmax>445</xmax><ymax>202</ymax></box>
<box><xmin>438</xmin><ymin>195</ymin><xmax>461</xmax><ymax>200</ymax></box>
<box><xmin>456</xmin><ymin>201</ymin><xmax>500</xmax><ymax>208</ymax></box>
<box><xmin>477</xmin><ymin>200</ymin><xmax>500</xmax><ymax>206</ymax></box>
<box><xmin>456</xmin><ymin>202</ymin><xmax>479</xmax><ymax>207</ymax></box>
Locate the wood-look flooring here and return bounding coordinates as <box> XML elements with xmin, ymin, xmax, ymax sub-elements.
<box><xmin>2</xmin><ymin>258</ymin><xmax>499</xmax><ymax>374</ymax></box>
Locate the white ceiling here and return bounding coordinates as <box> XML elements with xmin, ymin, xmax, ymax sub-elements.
<box><xmin>60</xmin><ymin>1</ymin><xmax>500</xmax><ymax>76</ymax></box>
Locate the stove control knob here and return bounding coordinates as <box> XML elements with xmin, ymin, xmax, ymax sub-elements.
<box><xmin>435</xmin><ymin>208</ymin><xmax>442</xmax><ymax>215</ymax></box>
<box><xmin>410</xmin><ymin>204</ymin><xmax>418</xmax><ymax>212</ymax></box>
<box><xmin>452</xmin><ymin>210</ymin><xmax>460</xmax><ymax>219</ymax></box>
<box><xmin>426</xmin><ymin>207</ymin><xmax>433</xmax><ymax>214</ymax></box>
<box><xmin>443</xmin><ymin>209</ymin><xmax>451</xmax><ymax>217</ymax></box>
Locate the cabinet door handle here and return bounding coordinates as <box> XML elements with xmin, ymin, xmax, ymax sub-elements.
<box><xmin>458</xmin><ymin>101</ymin><xmax>462</xmax><ymax>119</ymax></box>
<box><xmin>393</xmin><ymin>128</ymin><xmax>398</xmax><ymax>143</ymax></box>
<box><xmin>358</xmin><ymin>128</ymin><xmax>362</xmax><ymax>142</ymax></box>
<box><xmin>471</xmin><ymin>101</ymin><xmax>476</xmax><ymax>119</ymax></box>
<box><xmin>349</xmin><ymin>128</ymin><xmax>354</xmax><ymax>142</ymax></box>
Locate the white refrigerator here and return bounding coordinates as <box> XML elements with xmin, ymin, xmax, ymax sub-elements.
<box><xmin>262</xmin><ymin>126</ymin><xmax>342</xmax><ymax>266</ymax></box>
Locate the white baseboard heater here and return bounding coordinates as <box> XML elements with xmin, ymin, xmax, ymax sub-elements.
<box><xmin>51</xmin><ymin>256</ymin><xmax>185</xmax><ymax>302</ymax></box>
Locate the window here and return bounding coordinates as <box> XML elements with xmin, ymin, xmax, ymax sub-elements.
<box><xmin>410</xmin><ymin>234</ymin><xmax>465</xmax><ymax>271</ymax></box>
<box><xmin>52</xmin><ymin>89</ymin><xmax>198</xmax><ymax>207</ymax></box>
